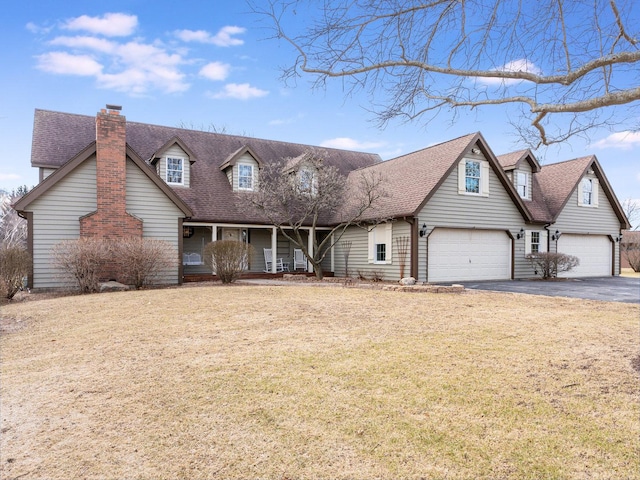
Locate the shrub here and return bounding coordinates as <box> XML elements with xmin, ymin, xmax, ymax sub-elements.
<box><xmin>203</xmin><ymin>240</ymin><xmax>253</xmax><ymax>284</ymax></box>
<box><xmin>114</xmin><ymin>237</ymin><xmax>178</xmax><ymax>289</ymax></box>
<box><xmin>52</xmin><ymin>238</ymin><xmax>111</xmax><ymax>293</ymax></box>
<box><xmin>527</xmin><ymin>252</ymin><xmax>580</xmax><ymax>279</ymax></box>
<box><xmin>622</xmin><ymin>245</ymin><xmax>640</xmax><ymax>272</ymax></box>
<box><xmin>0</xmin><ymin>246</ymin><xmax>31</xmax><ymax>299</ymax></box>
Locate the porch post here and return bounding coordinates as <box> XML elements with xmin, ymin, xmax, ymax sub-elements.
<box><xmin>211</xmin><ymin>224</ymin><xmax>218</xmax><ymax>242</ymax></box>
<box><xmin>330</xmin><ymin>233</ymin><xmax>335</xmax><ymax>273</ymax></box>
<box><xmin>307</xmin><ymin>227</ymin><xmax>314</xmax><ymax>273</ymax></box>
<box><xmin>271</xmin><ymin>226</ymin><xmax>278</xmax><ymax>273</ymax></box>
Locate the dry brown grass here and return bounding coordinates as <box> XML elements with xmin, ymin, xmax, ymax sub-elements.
<box><xmin>1</xmin><ymin>285</ymin><xmax>638</xmax><ymax>479</ymax></box>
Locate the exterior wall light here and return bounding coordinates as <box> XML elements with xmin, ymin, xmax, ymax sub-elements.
<box><xmin>551</xmin><ymin>230</ymin><xmax>562</xmax><ymax>241</ymax></box>
<box><xmin>516</xmin><ymin>228</ymin><xmax>524</xmax><ymax>239</ymax></box>
<box><xmin>419</xmin><ymin>223</ymin><xmax>428</xmax><ymax>237</ymax></box>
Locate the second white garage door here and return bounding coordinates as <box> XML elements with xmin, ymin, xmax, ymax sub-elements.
<box><xmin>428</xmin><ymin>228</ymin><xmax>511</xmax><ymax>282</ymax></box>
<box><xmin>557</xmin><ymin>234</ymin><xmax>611</xmax><ymax>277</ymax></box>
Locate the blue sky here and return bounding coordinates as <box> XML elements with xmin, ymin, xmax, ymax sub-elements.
<box><xmin>2</xmin><ymin>1</ymin><xmax>638</xmax><ymax>224</ymax></box>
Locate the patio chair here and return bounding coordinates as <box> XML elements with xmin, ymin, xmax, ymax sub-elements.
<box><xmin>293</xmin><ymin>248</ymin><xmax>307</xmax><ymax>271</ymax></box>
<box><xmin>263</xmin><ymin>248</ymin><xmax>285</xmax><ymax>273</ymax></box>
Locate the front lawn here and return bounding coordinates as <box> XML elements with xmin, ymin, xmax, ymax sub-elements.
<box><xmin>1</xmin><ymin>285</ymin><xmax>638</xmax><ymax>479</ymax></box>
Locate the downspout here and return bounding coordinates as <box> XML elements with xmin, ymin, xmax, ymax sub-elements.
<box><xmin>543</xmin><ymin>223</ymin><xmax>552</xmax><ymax>252</ymax></box>
<box><xmin>406</xmin><ymin>217</ymin><xmax>419</xmax><ymax>280</ymax></box>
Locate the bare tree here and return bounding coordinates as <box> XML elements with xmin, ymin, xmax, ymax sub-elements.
<box><xmin>256</xmin><ymin>0</ymin><xmax>640</xmax><ymax>148</ymax></box>
<box><xmin>622</xmin><ymin>198</ymin><xmax>640</xmax><ymax>231</ymax></box>
<box><xmin>1</xmin><ymin>187</ymin><xmax>29</xmax><ymax>248</ymax></box>
<box><xmin>243</xmin><ymin>150</ymin><xmax>386</xmax><ymax>279</ymax></box>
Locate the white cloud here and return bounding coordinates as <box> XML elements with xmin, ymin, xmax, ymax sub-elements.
<box><xmin>50</xmin><ymin>35</ymin><xmax>116</xmax><ymax>53</ymax></box>
<box><xmin>211</xmin><ymin>83</ymin><xmax>268</xmax><ymax>100</ymax></box>
<box><xmin>36</xmin><ymin>52</ymin><xmax>103</xmax><ymax>76</ymax></box>
<box><xmin>320</xmin><ymin>137</ymin><xmax>386</xmax><ymax>151</ymax></box>
<box><xmin>199</xmin><ymin>62</ymin><xmax>230</xmax><ymax>81</ymax></box>
<box><xmin>477</xmin><ymin>59</ymin><xmax>542</xmax><ymax>86</ymax></box>
<box><xmin>26</xmin><ymin>22</ymin><xmax>53</xmax><ymax>34</ymax></box>
<box><xmin>175</xmin><ymin>26</ymin><xmax>245</xmax><ymax>46</ymax></box>
<box><xmin>63</xmin><ymin>13</ymin><xmax>138</xmax><ymax>37</ymax></box>
<box><xmin>592</xmin><ymin>131</ymin><xmax>640</xmax><ymax>150</ymax></box>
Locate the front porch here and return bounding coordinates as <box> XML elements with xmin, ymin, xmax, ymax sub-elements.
<box><xmin>181</xmin><ymin>223</ymin><xmax>333</xmax><ymax>278</ymax></box>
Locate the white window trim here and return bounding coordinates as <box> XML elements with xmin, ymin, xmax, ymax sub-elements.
<box><xmin>166</xmin><ymin>156</ymin><xmax>185</xmax><ymax>185</ymax></box>
<box><xmin>524</xmin><ymin>230</ymin><xmax>548</xmax><ymax>255</ymax></box>
<box><xmin>368</xmin><ymin>223</ymin><xmax>393</xmax><ymax>264</ymax></box>
<box><xmin>516</xmin><ymin>171</ymin><xmax>529</xmax><ymax>200</ymax></box>
<box><xmin>238</xmin><ymin>163</ymin><xmax>254</xmax><ymax>191</ymax></box>
<box><xmin>458</xmin><ymin>158</ymin><xmax>490</xmax><ymax>197</ymax></box>
<box><xmin>578</xmin><ymin>177</ymin><xmax>599</xmax><ymax>207</ymax></box>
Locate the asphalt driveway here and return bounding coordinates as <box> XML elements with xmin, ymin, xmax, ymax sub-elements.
<box><xmin>460</xmin><ymin>276</ymin><xmax>640</xmax><ymax>304</ymax></box>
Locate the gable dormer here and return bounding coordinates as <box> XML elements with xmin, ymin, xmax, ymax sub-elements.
<box><xmin>497</xmin><ymin>149</ymin><xmax>541</xmax><ymax>201</ymax></box>
<box><xmin>220</xmin><ymin>146</ymin><xmax>261</xmax><ymax>191</ymax></box>
<box><xmin>150</xmin><ymin>136</ymin><xmax>197</xmax><ymax>188</ymax></box>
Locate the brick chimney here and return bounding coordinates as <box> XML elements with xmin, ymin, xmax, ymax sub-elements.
<box><xmin>80</xmin><ymin>105</ymin><xmax>143</xmax><ymax>239</ymax></box>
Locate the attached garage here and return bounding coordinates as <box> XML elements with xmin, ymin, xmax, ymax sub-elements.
<box><xmin>557</xmin><ymin>234</ymin><xmax>612</xmax><ymax>277</ymax></box>
<box><xmin>428</xmin><ymin>228</ymin><xmax>511</xmax><ymax>282</ymax></box>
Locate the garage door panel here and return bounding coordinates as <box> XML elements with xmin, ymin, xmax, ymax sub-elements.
<box><xmin>558</xmin><ymin>234</ymin><xmax>611</xmax><ymax>278</ymax></box>
<box><xmin>429</xmin><ymin>229</ymin><xmax>511</xmax><ymax>282</ymax></box>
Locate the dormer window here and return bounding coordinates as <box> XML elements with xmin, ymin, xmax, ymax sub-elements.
<box><xmin>167</xmin><ymin>157</ymin><xmax>184</xmax><ymax>185</ymax></box>
<box><xmin>582</xmin><ymin>178</ymin><xmax>593</xmax><ymax>205</ymax></box>
<box><xmin>578</xmin><ymin>177</ymin><xmax>598</xmax><ymax>207</ymax></box>
<box><xmin>238</xmin><ymin>164</ymin><xmax>254</xmax><ymax>190</ymax></box>
<box><xmin>297</xmin><ymin>167</ymin><xmax>317</xmax><ymax>196</ymax></box>
<box><xmin>516</xmin><ymin>171</ymin><xmax>529</xmax><ymax>199</ymax></box>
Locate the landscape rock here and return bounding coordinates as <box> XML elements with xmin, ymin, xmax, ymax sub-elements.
<box><xmin>399</xmin><ymin>277</ymin><xmax>416</xmax><ymax>286</ymax></box>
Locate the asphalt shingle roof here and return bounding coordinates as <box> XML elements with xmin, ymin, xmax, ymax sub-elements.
<box><xmin>32</xmin><ymin>109</ymin><xmax>381</xmax><ymax>224</ymax></box>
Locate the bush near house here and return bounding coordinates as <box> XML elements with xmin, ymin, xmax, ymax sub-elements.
<box><xmin>0</xmin><ymin>245</ymin><xmax>31</xmax><ymax>300</ymax></box>
<box><xmin>527</xmin><ymin>252</ymin><xmax>580</xmax><ymax>279</ymax></box>
<box><xmin>52</xmin><ymin>237</ymin><xmax>178</xmax><ymax>292</ymax></box>
<box><xmin>114</xmin><ymin>237</ymin><xmax>178</xmax><ymax>289</ymax></box>
<box><xmin>52</xmin><ymin>238</ymin><xmax>111</xmax><ymax>293</ymax></box>
<box><xmin>203</xmin><ymin>240</ymin><xmax>254</xmax><ymax>284</ymax></box>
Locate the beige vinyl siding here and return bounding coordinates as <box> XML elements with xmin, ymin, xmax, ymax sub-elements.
<box><xmin>334</xmin><ymin>221</ymin><xmax>411</xmax><ymax>281</ymax></box>
<box><xmin>27</xmin><ymin>157</ymin><xmax>98</xmax><ymax>289</ymax></box>
<box><xmin>552</xmin><ymin>174</ymin><xmax>621</xmax><ymax>274</ymax></box>
<box><xmin>416</xmin><ymin>154</ymin><xmax>526</xmax><ymax>282</ymax></box>
<box><xmin>41</xmin><ymin>167</ymin><xmax>56</xmax><ymax>181</ymax></box>
<box><xmin>158</xmin><ymin>145</ymin><xmax>191</xmax><ymax>187</ymax></box>
<box><xmin>126</xmin><ymin>160</ymin><xmax>185</xmax><ymax>284</ymax></box>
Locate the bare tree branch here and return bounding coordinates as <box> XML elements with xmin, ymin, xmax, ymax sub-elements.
<box><xmin>253</xmin><ymin>0</ymin><xmax>640</xmax><ymax>146</ymax></box>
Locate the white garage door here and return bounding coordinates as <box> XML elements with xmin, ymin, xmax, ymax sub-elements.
<box><xmin>428</xmin><ymin>229</ymin><xmax>511</xmax><ymax>282</ymax></box>
<box><xmin>557</xmin><ymin>234</ymin><xmax>611</xmax><ymax>277</ymax></box>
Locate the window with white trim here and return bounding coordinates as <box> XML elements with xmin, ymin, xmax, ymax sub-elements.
<box><xmin>458</xmin><ymin>158</ymin><xmax>490</xmax><ymax>196</ymax></box>
<box><xmin>166</xmin><ymin>157</ymin><xmax>184</xmax><ymax>184</ymax></box>
<box><xmin>238</xmin><ymin>164</ymin><xmax>254</xmax><ymax>190</ymax></box>
<box><xmin>516</xmin><ymin>171</ymin><xmax>529</xmax><ymax>199</ymax></box>
<box><xmin>525</xmin><ymin>230</ymin><xmax>548</xmax><ymax>255</ymax></box>
<box><xmin>368</xmin><ymin>223</ymin><xmax>392</xmax><ymax>264</ymax></box>
<box><xmin>297</xmin><ymin>167</ymin><xmax>317</xmax><ymax>196</ymax></box>
<box><xmin>578</xmin><ymin>177</ymin><xmax>599</xmax><ymax>207</ymax></box>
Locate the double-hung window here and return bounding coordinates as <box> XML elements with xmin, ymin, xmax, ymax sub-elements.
<box><xmin>238</xmin><ymin>164</ymin><xmax>254</xmax><ymax>190</ymax></box>
<box><xmin>578</xmin><ymin>177</ymin><xmax>599</xmax><ymax>207</ymax></box>
<box><xmin>166</xmin><ymin>157</ymin><xmax>184</xmax><ymax>184</ymax></box>
<box><xmin>525</xmin><ymin>230</ymin><xmax>547</xmax><ymax>255</ymax></box>
<box><xmin>530</xmin><ymin>231</ymin><xmax>540</xmax><ymax>253</ymax></box>
<box><xmin>516</xmin><ymin>171</ymin><xmax>528</xmax><ymax>199</ymax></box>
<box><xmin>368</xmin><ymin>223</ymin><xmax>393</xmax><ymax>264</ymax></box>
<box><xmin>582</xmin><ymin>178</ymin><xmax>593</xmax><ymax>205</ymax></box>
<box><xmin>465</xmin><ymin>160</ymin><xmax>481</xmax><ymax>194</ymax></box>
<box><xmin>458</xmin><ymin>158</ymin><xmax>489</xmax><ymax>196</ymax></box>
